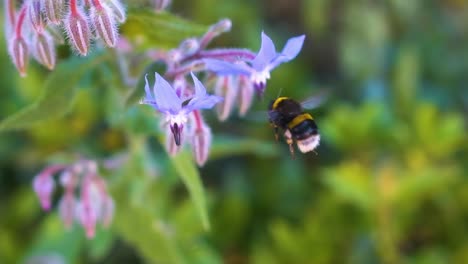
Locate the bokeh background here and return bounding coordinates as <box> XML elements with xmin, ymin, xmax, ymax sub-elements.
<box><xmin>1</xmin><ymin>0</ymin><xmax>468</xmax><ymax>263</ymax></box>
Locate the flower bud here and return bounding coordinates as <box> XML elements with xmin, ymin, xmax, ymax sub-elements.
<box><xmin>104</xmin><ymin>0</ymin><xmax>126</xmax><ymax>23</ymax></box>
<box><xmin>83</xmin><ymin>0</ymin><xmax>92</xmax><ymax>8</ymax></box>
<box><xmin>90</xmin><ymin>3</ymin><xmax>118</xmax><ymax>47</ymax></box>
<box><xmin>59</xmin><ymin>170</ymin><xmax>77</xmax><ymax>188</ymax></box>
<box><xmin>154</xmin><ymin>0</ymin><xmax>171</xmax><ymax>12</ymax></box>
<box><xmin>8</xmin><ymin>36</ymin><xmax>29</xmax><ymax>77</ymax></box>
<box><xmin>179</xmin><ymin>38</ymin><xmax>200</xmax><ymax>57</ymax></box>
<box><xmin>77</xmin><ymin>178</ymin><xmax>99</xmax><ymax>239</ymax></box>
<box><xmin>214</xmin><ymin>76</ymin><xmax>237</xmax><ymax>121</ymax></box>
<box><xmin>191</xmin><ymin>119</ymin><xmax>212</xmax><ymax>167</ymax></box>
<box><xmin>173</xmin><ymin>75</ymin><xmax>187</xmax><ymax>98</ymax></box>
<box><xmin>29</xmin><ymin>0</ymin><xmax>46</xmax><ymax>33</ymax></box>
<box><xmin>199</xmin><ymin>19</ymin><xmax>232</xmax><ymax>48</ymax></box>
<box><xmin>209</xmin><ymin>19</ymin><xmax>232</xmax><ymax>35</ymax></box>
<box><xmin>44</xmin><ymin>0</ymin><xmax>65</xmax><ymax>24</ymax></box>
<box><xmin>64</xmin><ymin>6</ymin><xmax>91</xmax><ymax>55</ymax></box>
<box><xmin>58</xmin><ymin>192</ymin><xmax>76</xmax><ymax>229</ymax></box>
<box><xmin>33</xmin><ymin>32</ymin><xmax>56</xmax><ymax>70</ymax></box>
<box><xmin>33</xmin><ymin>172</ymin><xmax>55</xmax><ymax>211</ymax></box>
<box><xmin>100</xmin><ymin>195</ymin><xmax>114</xmax><ymax>227</ymax></box>
<box><xmin>238</xmin><ymin>75</ymin><xmax>255</xmax><ymax>116</ymax></box>
<box><xmin>86</xmin><ymin>160</ymin><xmax>98</xmax><ymax>174</ymax></box>
<box><xmin>76</xmin><ymin>200</ymin><xmax>97</xmax><ymax>238</ymax></box>
<box><xmin>4</xmin><ymin>0</ymin><xmax>15</xmax><ymax>36</ymax></box>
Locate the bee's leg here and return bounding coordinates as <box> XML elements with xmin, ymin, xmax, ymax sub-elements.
<box><xmin>284</xmin><ymin>130</ymin><xmax>295</xmax><ymax>159</ymax></box>
<box><xmin>270</xmin><ymin>123</ymin><xmax>279</xmax><ymax>141</ymax></box>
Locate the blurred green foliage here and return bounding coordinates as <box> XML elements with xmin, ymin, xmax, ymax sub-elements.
<box><xmin>1</xmin><ymin>0</ymin><xmax>468</xmax><ymax>263</ymax></box>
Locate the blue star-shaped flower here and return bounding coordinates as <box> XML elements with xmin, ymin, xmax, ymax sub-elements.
<box><xmin>204</xmin><ymin>31</ymin><xmax>305</xmax><ymax>95</ymax></box>
<box><xmin>141</xmin><ymin>72</ymin><xmax>223</xmax><ymax>145</ymax></box>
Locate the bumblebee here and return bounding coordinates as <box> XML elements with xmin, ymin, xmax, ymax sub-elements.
<box><xmin>268</xmin><ymin>96</ymin><xmax>321</xmax><ymax>157</ymax></box>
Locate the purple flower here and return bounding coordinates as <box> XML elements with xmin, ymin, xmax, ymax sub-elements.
<box><xmin>204</xmin><ymin>32</ymin><xmax>305</xmax><ymax>95</ymax></box>
<box><xmin>141</xmin><ymin>72</ymin><xmax>223</xmax><ymax>145</ymax></box>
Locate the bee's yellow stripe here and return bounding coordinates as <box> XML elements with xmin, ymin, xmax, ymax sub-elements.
<box><xmin>287</xmin><ymin>113</ymin><xmax>313</xmax><ymax>129</ymax></box>
<box><xmin>272</xmin><ymin>97</ymin><xmax>289</xmax><ymax>109</ymax></box>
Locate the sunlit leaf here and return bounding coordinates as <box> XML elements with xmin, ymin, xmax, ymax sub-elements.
<box><xmin>0</xmin><ymin>53</ymin><xmax>108</xmax><ymax>132</ymax></box>
<box><xmin>169</xmin><ymin>150</ymin><xmax>210</xmax><ymax>230</ymax></box>
<box><xmin>121</xmin><ymin>9</ymin><xmax>207</xmax><ymax>50</ymax></box>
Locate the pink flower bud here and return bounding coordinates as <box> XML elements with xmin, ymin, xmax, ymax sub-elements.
<box><xmin>28</xmin><ymin>0</ymin><xmax>46</xmax><ymax>33</ymax></box>
<box><xmin>86</xmin><ymin>160</ymin><xmax>98</xmax><ymax>174</ymax></box>
<box><xmin>199</xmin><ymin>19</ymin><xmax>232</xmax><ymax>48</ymax></box>
<box><xmin>76</xmin><ymin>200</ymin><xmax>97</xmax><ymax>238</ymax></box>
<box><xmin>173</xmin><ymin>75</ymin><xmax>187</xmax><ymax>98</ymax></box>
<box><xmin>191</xmin><ymin>112</ymin><xmax>212</xmax><ymax>166</ymax></box>
<box><xmin>179</xmin><ymin>38</ymin><xmax>200</xmax><ymax>57</ymax></box>
<box><xmin>33</xmin><ymin>171</ymin><xmax>56</xmax><ymax>211</ymax></box>
<box><xmin>8</xmin><ymin>6</ymin><xmax>29</xmax><ymax>77</ymax></box>
<box><xmin>154</xmin><ymin>0</ymin><xmax>171</xmax><ymax>12</ymax></box>
<box><xmin>209</xmin><ymin>19</ymin><xmax>232</xmax><ymax>35</ymax></box>
<box><xmin>104</xmin><ymin>0</ymin><xmax>126</xmax><ymax>23</ymax></box>
<box><xmin>214</xmin><ymin>76</ymin><xmax>237</xmax><ymax>121</ymax></box>
<box><xmin>100</xmin><ymin>195</ymin><xmax>114</xmax><ymax>227</ymax></box>
<box><xmin>33</xmin><ymin>32</ymin><xmax>56</xmax><ymax>70</ymax></box>
<box><xmin>238</xmin><ymin>75</ymin><xmax>255</xmax><ymax>116</ymax></box>
<box><xmin>59</xmin><ymin>170</ymin><xmax>78</xmax><ymax>189</ymax></box>
<box><xmin>8</xmin><ymin>36</ymin><xmax>29</xmax><ymax>77</ymax></box>
<box><xmin>58</xmin><ymin>192</ymin><xmax>76</xmax><ymax>229</ymax></box>
<box><xmin>77</xmin><ymin>179</ymin><xmax>98</xmax><ymax>239</ymax></box>
<box><xmin>44</xmin><ymin>0</ymin><xmax>65</xmax><ymax>24</ymax></box>
<box><xmin>90</xmin><ymin>3</ymin><xmax>118</xmax><ymax>47</ymax></box>
<box><xmin>64</xmin><ymin>2</ymin><xmax>91</xmax><ymax>56</ymax></box>
<box><xmin>4</xmin><ymin>0</ymin><xmax>16</xmax><ymax>36</ymax></box>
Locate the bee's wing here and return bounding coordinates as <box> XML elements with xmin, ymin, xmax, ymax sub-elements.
<box><xmin>244</xmin><ymin>110</ymin><xmax>270</xmax><ymax>123</ymax></box>
<box><xmin>300</xmin><ymin>90</ymin><xmax>329</xmax><ymax>109</ymax></box>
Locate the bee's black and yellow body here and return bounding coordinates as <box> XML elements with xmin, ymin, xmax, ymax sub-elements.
<box><xmin>268</xmin><ymin>97</ymin><xmax>320</xmax><ymax>155</ymax></box>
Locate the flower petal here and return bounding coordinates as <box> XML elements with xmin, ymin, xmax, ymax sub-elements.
<box><xmin>186</xmin><ymin>95</ymin><xmax>223</xmax><ymax>112</ymax></box>
<box><xmin>154</xmin><ymin>72</ymin><xmax>182</xmax><ymax>113</ymax></box>
<box><xmin>252</xmin><ymin>31</ymin><xmax>277</xmax><ymax>71</ymax></box>
<box><xmin>204</xmin><ymin>59</ymin><xmax>251</xmax><ymax>76</ymax></box>
<box><xmin>190</xmin><ymin>72</ymin><xmax>207</xmax><ymax>97</ymax></box>
<box><xmin>270</xmin><ymin>34</ymin><xmax>305</xmax><ymax>69</ymax></box>
<box><xmin>144</xmin><ymin>74</ymin><xmax>154</xmax><ymax>100</ymax></box>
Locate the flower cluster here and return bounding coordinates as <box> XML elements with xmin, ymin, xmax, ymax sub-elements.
<box><xmin>5</xmin><ymin>0</ymin><xmax>126</xmax><ymax>76</ymax></box>
<box><xmin>204</xmin><ymin>32</ymin><xmax>305</xmax><ymax>97</ymax></box>
<box><xmin>33</xmin><ymin>160</ymin><xmax>114</xmax><ymax>239</ymax></box>
<box><xmin>141</xmin><ymin>72</ymin><xmax>223</xmax><ymax>166</ymax></box>
<box><xmin>139</xmin><ymin>19</ymin><xmax>305</xmax><ymax>165</ymax></box>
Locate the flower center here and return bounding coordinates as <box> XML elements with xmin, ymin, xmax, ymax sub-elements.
<box><xmin>250</xmin><ymin>69</ymin><xmax>271</xmax><ymax>86</ymax></box>
<box><xmin>166</xmin><ymin>112</ymin><xmax>188</xmax><ymax>126</ymax></box>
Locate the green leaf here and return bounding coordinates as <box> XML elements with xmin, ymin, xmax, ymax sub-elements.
<box><xmin>113</xmin><ymin>201</ymin><xmax>186</xmax><ymax>263</ymax></box>
<box><xmin>111</xmin><ymin>141</ymin><xmax>187</xmax><ymax>263</ymax></box>
<box><xmin>0</xmin><ymin>53</ymin><xmax>108</xmax><ymax>132</ymax></box>
<box><xmin>210</xmin><ymin>135</ymin><xmax>278</xmax><ymax>159</ymax></box>
<box><xmin>88</xmin><ymin>229</ymin><xmax>115</xmax><ymax>261</ymax></box>
<box><xmin>170</xmin><ymin>149</ymin><xmax>210</xmax><ymax>231</ymax></box>
<box><xmin>121</xmin><ymin>9</ymin><xmax>207</xmax><ymax>50</ymax></box>
<box><xmin>22</xmin><ymin>214</ymin><xmax>85</xmax><ymax>263</ymax></box>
